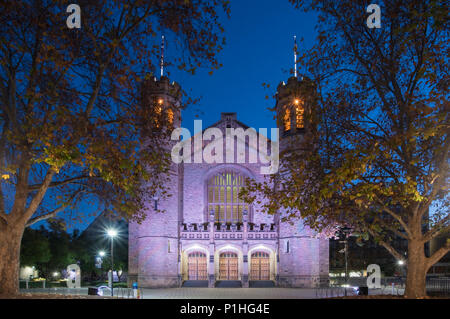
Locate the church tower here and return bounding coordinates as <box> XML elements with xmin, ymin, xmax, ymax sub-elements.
<box><xmin>128</xmin><ymin>75</ymin><xmax>183</xmax><ymax>288</ymax></box>
<box><xmin>275</xmin><ymin>75</ymin><xmax>329</xmax><ymax>287</ymax></box>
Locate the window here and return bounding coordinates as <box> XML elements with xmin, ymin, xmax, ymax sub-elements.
<box><xmin>154</xmin><ymin>104</ymin><xmax>162</xmax><ymax>128</ymax></box>
<box><xmin>285</xmin><ymin>240</ymin><xmax>290</xmax><ymax>253</ymax></box>
<box><xmin>283</xmin><ymin>108</ymin><xmax>291</xmax><ymax>131</ymax></box>
<box><xmin>167</xmin><ymin>108</ymin><xmax>174</xmax><ymax>125</ymax></box>
<box><xmin>295</xmin><ymin>101</ymin><xmax>304</xmax><ymax>129</ymax></box>
<box><xmin>207</xmin><ymin>171</ymin><xmax>248</xmax><ymax>223</ymax></box>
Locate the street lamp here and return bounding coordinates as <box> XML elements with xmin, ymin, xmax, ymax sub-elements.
<box><xmin>106</xmin><ymin>228</ymin><xmax>118</xmax><ymax>296</ymax></box>
<box><xmin>338</xmin><ymin>226</ymin><xmax>352</xmax><ymax>296</ymax></box>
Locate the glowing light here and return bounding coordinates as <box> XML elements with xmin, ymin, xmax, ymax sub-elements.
<box><xmin>185</xmin><ymin>244</ymin><xmax>205</xmax><ymax>252</ymax></box>
<box><xmin>99</xmin><ymin>251</ymin><xmax>105</xmax><ymax>257</ymax></box>
<box><xmin>107</xmin><ymin>229</ymin><xmax>118</xmax><ymax>238</ymax></box>
<box><xmin>167</xmin><ymin>108</ymin><xmax>174</xmax><ymax>124</ymax></box>
<box><xmin>284</xmin><ymin>108</ymin><xmax>291</xmax><ymax>131</ymax></box>
<box><xmin>158</xmin><ymin>98</ymin><xmax>164</xmax><ymax>105</ymax></box>
<box><xmin>53</xmin><ymin>272</ymin><xmax>59</xmax><ymax>277</ymax></box>
<box><xmin>398</xmin><ymin>260</ymin><xmax>405</xmax><ymax>266</ymax></box>
<box><xmin>294</xmin><ymin>99</ymin><xmax>300</xmax><ymax>105</ymax></box>
<box><xmin>252</xmin><ymin>244</ymin><xmax>271</xmax><ymax>252</ymax></box>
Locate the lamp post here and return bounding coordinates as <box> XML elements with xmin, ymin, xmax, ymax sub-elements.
<box><xmin>97</xmin><ymin>251</ymin><xmax>105</xmax><ymax>279</ymax></box>
<box><xmin>107</xmin><ymin>229</ymin><xmax>118</xmax><ymax>296</ymax></box>
<box><xmin>338</xmin><ymin>226</ymin><xmax>351</xmax><ymax>296</ymax></box>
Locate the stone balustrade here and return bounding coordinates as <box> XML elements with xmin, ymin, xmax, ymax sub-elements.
<box><xmin>180</xmin><ymin>222</ymin><xmax>276</xmax><ymax>232</ymax></box>
<box><xmin>180</xmin><ymin>222</ymin><xmax>277</xmax><ymax>241</ymax></box>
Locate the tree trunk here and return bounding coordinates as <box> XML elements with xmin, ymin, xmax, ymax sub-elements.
<box><xmin>404</xmin><ymin>239</ymin><xmax>427</xmax><ymax>298</ymax></box>
<box><xmin>0</xmin><ymin>223</ymin><xmax>25</xmax><ymax>296</ymax></box>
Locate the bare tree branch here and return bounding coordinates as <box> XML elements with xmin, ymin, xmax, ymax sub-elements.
<box><xmin>28</xmin><ymin>175</ymin><xmax>89</xmax><ymax>191</ymax></box>
<box><xmin>423</xmin><ymin>220</ymin><xmax>450</xmax><ymax>244</ymax></box>
<box><xmin>368</xmin><ymin>228</ymin><xmax>404</xmax><ymax>261</ymax></box>
<box><xmin>22</xmin><ymin>168</ymin><xmax>56</xmax><ymax>223</ymax></box>
<box><xmin>427</xmin><ymin>243</ymin><xmax>450</xmax><ymax>270</ymax></box>
<box><xmin>25</xmin><ymin>205</ymin><xmax>66</xmax><ymax>227</ymax></box>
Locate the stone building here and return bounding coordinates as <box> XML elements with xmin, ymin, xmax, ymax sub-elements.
<box><xmin>128</xmin><ymin>75</ymin><xmax>329</xmax><ymax>288</ymax></box>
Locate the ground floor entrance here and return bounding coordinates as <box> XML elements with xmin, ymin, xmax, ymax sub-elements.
<box><xmin>188</xmin><ymin>251</ymin><xmax>207</xmax><ymax>280</ymax></box>
<box><xmin>219</xmin><ymin>252</ymin><xmax>238</xmax><ymax>280</ymax></box>
<box><xmin>250</xmin><ymin>251</ymin><xmax>270</xmax><ymax>280</ymax></box>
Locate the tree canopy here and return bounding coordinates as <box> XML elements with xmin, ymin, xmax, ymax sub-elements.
<box><xmin>0</xmin><ymin>0</ymin><xmax>229</xmax><ymax>295</ymax></box>
<box><xmin>244</xmin><ymin>0</ymin><xmax>449</xmax><ymax>298</ymax></box>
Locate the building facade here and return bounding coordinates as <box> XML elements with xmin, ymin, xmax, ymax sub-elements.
<box><xmin>128</xmin><ymin>75</ymin><xmax>329</xmax><ymax>288</ymax></box>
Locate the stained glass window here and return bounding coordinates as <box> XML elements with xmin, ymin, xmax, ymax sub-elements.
<box><xmin>207</xmin><ymin>171</ymin><xmax>249</xmax><ymax>222</ymax></box>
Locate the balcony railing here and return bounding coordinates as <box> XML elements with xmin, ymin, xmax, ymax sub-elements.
<box><xmin>180</xmin><ymin>221</ymin><xmax>277</xmax><ymax>241</ymax></box>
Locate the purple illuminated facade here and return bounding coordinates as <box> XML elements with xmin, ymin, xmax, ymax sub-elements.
<box><xmin>128</xmin><ymin>76</ymin><xmax>329</xmax><ymax>288</ymax></box>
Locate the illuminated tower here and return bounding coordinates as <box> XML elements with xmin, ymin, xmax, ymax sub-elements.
<box><xmin>128</xmin><ymin>75</ymin><xmax>183</xmax><ymax>287</ymax></box>
<box><xmin>275</xmin><ymin>75</ymin><xmax>329</xmax><ymax>287</ymax></box>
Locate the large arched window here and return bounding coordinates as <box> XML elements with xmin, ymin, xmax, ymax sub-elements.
<box><xmin>207</xmin><ymin>171</ymin><xmax>249</xmax><ymax>223</ymax></box>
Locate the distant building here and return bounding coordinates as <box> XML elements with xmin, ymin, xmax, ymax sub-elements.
<box><xmin>81</xmin><ymin>211</ymin><xmax>128</xmax><ymax>243</ymax></box>
<box><xmin>329</xmin><ymin>236</ymin><xmax>408</xmax><ymax>277</ymax></box>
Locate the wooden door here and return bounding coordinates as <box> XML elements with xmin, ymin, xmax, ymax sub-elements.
<box><xmin>219</xmin><ymin>252</ymin><xmax>238</xmax><ymax>280</ymax></box>
<box><xmin>250</xmin><ymin>251</ymin><xmax>270</xmax><ymax>280</ymax></box>
<box><xmin>188</xmin><ymin>252</ymin><xmax>207</xmax><ymax>280</ymax></box>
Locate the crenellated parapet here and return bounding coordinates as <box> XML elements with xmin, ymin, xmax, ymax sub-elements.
<box><xmin>275</xmin><ymin>76</ymin><xmax>315</xmax><ymax>105</ymax></box>
<box><xmin>142</xmin><ymin>75</ymin><xmax>182</xmax><ymax>101</ymax></box>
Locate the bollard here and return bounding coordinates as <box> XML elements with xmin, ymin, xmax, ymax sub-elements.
<box><xmin>391</xmin><ymin>282</ymin><xmax>395</xmax><ymax>295</ymax></box>
<box><xmin>88</xmin><ymin>287</ymin><xmax>98</xmax><ymax>296</ymax></box>
<box><xmin>132</xmin><ymin>282</ymin><xmax>139</xmax><ymax>299</ymax></box>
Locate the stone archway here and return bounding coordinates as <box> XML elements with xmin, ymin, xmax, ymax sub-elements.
<box><xmin>248</xmin><ymin>245</ymin><xmax>277</xmax><ymax>282</ymax></box>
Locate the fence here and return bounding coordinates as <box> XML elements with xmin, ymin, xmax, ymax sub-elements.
<box><xmin>322</xmin><ymin>276</ymin><xmax>450</xmax><ymax>297</ymax></box>
<box><xmin>112</xmin><ymin>287</ymin><xmax>144</xmax><ymax>299</ymax></box>
<box><xmin>427</xmin><ymin>277</ymin><xmax>450</xmax><ymax>296</ymax></box>
<box><xmin>19</xmin><ymin>279</ymin><xmax>46</xmax><ymax>289</ymax></box>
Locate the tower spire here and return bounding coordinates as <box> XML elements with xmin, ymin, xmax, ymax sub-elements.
<box><xmin>160</xmin><ymin>35</ymin><xmax>165</xmax><ymax>78</ymax></box>
<box><xmin>294</xmin><ymin>35</ymin><xmax>297</xmax><ymax>78</ymax></box>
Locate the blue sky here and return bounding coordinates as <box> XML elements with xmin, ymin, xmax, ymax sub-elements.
<box><xmin>33</xmin><ymin>0</ymin><xmax>318</xmax><ymax>233</ymax></box>
<box><xmin>172</xmin><ymin>0</ymin><xmax>318</xmax><ymax>134</ymax></box>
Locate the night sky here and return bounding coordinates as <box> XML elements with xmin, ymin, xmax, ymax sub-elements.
<box><xmin>33</xmin><ymin>0</ymin><xmax>318</xmax><ymax>233</ymax></box>
<box><xmin>174</xmin><ymin>0</ymin><xmax>318</xmax><ymax>135</ymax></box>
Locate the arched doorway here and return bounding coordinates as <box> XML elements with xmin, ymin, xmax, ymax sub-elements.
<box><xmin>188</xmin><ymin>252</ymin><xmax>207</xmax><ymax>280</ymax></box>
<box><xmin>219</xmin><ymin>252</ymin><xmax>238</xmax><ymax>280</ymax></box>
<box><xmin>250</xmin><ymin>251</ymin><xmax>270</xmax><ymax>280</ymax></box>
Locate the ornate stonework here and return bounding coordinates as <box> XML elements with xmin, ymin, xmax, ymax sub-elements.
<box><xmin>128</xmin><ymin>76</ymin><xmax>329</xmax><ymax>288</ymax></box>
